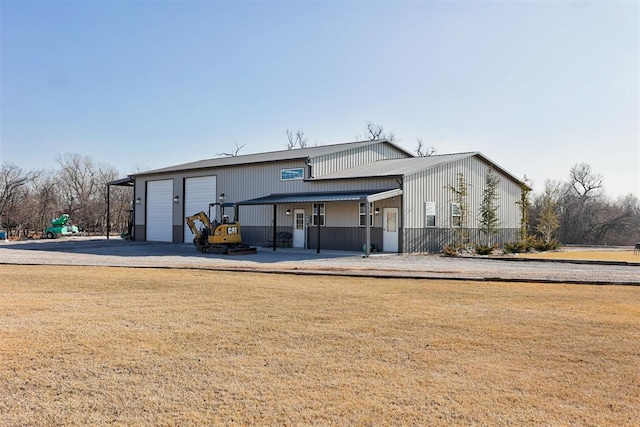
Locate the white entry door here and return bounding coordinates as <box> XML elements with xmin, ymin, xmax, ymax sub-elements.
<box><xmin>292</xmin><ymin>209</ymin><xmax>305</xmax><ymax>248</ymax></box>
<box><xmin>383</xmin><ymin>207</ymin><xmax>399</xmax><ymax>252</ymax></box>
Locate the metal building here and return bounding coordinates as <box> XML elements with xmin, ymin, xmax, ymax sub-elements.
<box><xmin>128</xmin><ymin>139</ymin><xmax>527</xmax><ymax>254</ymax></box>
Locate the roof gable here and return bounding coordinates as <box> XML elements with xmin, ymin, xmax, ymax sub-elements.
<box><xmin>310</xmin><ymin>152</ymin><xmax>527</xmax><ymax>187</ymax></box>
<box><xmin>309</xmin><ymin>153</ymin><xmax>477</xmax><ymax>180</ymax></box>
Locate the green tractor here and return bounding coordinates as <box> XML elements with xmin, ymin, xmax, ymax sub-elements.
<box><xmin>45</xmin><ymin>214</ymin><xmax>79</xmax><ymax>239</ymax></box>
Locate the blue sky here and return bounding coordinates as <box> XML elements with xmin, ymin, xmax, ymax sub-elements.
<box><xmin>1</xmin><ymin>0</ymin><xmax>638</xmax><ymax>198</ymax></box>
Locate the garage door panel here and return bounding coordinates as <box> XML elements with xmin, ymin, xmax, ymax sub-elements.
<box><xmin>184</xmin><ymin>176</ymin><xmax>217</xmax><ymax>243</ymax></box>
<box><xmin>146</xmin><ymin>180</ymin><xmax>173</xmax><ymax>242</ymax></box>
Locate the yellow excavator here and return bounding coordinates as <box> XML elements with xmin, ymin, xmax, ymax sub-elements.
<box><xmin>186</xmin><ymin>202</ymin><xmax>257</xmax><ymax>255</ymax></box>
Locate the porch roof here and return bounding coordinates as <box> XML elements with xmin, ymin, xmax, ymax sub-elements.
<box><xmin>237</xmin><ymin>189</ymin><xmax>402</xmax><ymax>205</ymax></box>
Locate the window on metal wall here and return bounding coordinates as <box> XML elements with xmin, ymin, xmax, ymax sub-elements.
<box><xmin>451</xmin><ymin>203</ymin><xmax>462</xmax><ymax>227</ymax></box>
<box><xmin>359</xmin><ymin>202</ymin><xmax>373</xmax><ymax>227</ymax></box>
<box><xmin>425</xmin><ymin>201</ymin><xmax>436</xmax><ymax>227</ymax></box>
<box><xmin>312</xmin><ymin>203</ymin><xmax>325</xmax><ymax>226</ymax></box>
<box><xmin>280</xmin><ymin>168</ymin><xmax>304</xmax><ymax>181</ymax></box>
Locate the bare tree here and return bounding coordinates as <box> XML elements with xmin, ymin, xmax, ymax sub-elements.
<box><xmin>588</xmin><ymin>194</ymin><xmax>640</xmax><ymax>245</ymax></box>
<box><xmin>0</xmin><ymin>162</ymin><xmax>39</xmax><ymax>235</ymax></box>
<box><xmin>31</xmin><ymin>172</ymin><xmax>59</xmax><ymax>235</ymax></box>
<box><xmin>56</xmin><ymin>153</ymin><xmax>100</xmax><ymax>232</ymax></box>
<box><xmin>559</xmin><ymin>163</ymin><xmax>605</xmax><ymax>243</ymax></box>
<box><xmin>415</xmin><ymin>137</ymin><xmax>435</xmax><ymax>157</ymax></box>
<box><xmin>94</xmin><ymin>163</ymin><xmax>122</xmax><ymax>234</ymax></box>
<box><xmin>535</xmin><ymin>180</ymin><xmax>561</xmax><ymax>244</ymax></box>
<box><xmin>108</xmin><ymin>183</ymin><xmax>134</xmax><ymax>237</ymax></box>
<box><xmin>570</xmin><ymin>163</ymin><xmax>603</xmax><ymax>198</ymax></box>
<box><xmin>286</xmin><ymin>129</ymin><xmax>308</xmax><ymax>150</ymax></box>
<box><xmin>217</xmin><ymin>141</ymin><xmax>246</xmax><ymax>157</ymax></box>
<box><xmin>365</xmin><ymin>122</ymin><xmax>396</xmax><ymax>142</ymax></box>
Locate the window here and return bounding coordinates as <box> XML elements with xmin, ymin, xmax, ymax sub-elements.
<box><xmin>280</xmin><ymin>168</ymin><xmax>304</xmax><ymax>181</ymax></box>
<box><xmin>451</xmin><ymin>203</ymin><xmax>462</xmax><ymax>227</ymax></box>
<box><xmin>295</xmin><ymin>211</ymin><xmax>304</xmax><ymax>230</ymax></box>
<box><xmin>425</xmin><ymin>202</ymin><xmax>436</xmax><ymax>227</ymax></box>
<box><xmin>359</xmin><ymin>202</ymin><xmax>373</xmax><ymax>227</ymax></box>
<box><xmin>312</xmin><ymin>203</ymin><xmax>325</xmax><ymax>226</ymax></box>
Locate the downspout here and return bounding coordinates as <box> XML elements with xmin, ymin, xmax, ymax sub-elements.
<box><xmin>305</xmin><ymin>157</ymin><xmax>313</xmax><ymax>179</ymax></box>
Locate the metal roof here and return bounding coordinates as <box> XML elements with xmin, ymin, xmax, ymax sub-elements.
<box><xmin>309</xmin><ymin>153</ymin><xmax>473</xmax><ymax>180</ymax></box>
<box><xmin>107</xmin><ymin>177</ymin><xmax>135</xmax><ymax>186</ymax></box>
<box><xmin>132</xmin><ymin>139</ymin><xmax>413</xmax><ymax>176</ymax></box>
<box><xmin>237</xmin><ymin>189</ymin><xmax>399</xmax><ymax>205</ymax></box>
<box><xmin>310</xmin><ymin>152</ymin><xmax>528</xmax><ymax>187</ymax></box>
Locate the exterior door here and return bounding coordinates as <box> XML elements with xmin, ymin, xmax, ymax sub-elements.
<box><xmin>383</xmin><ymin>207</ymin><xmax>399</xmax><ymax>252</ymax></box>
<box><xmin>292</xmin><ymin>209</ymin><xmax>305</xmax><ymax>248</ymax></box>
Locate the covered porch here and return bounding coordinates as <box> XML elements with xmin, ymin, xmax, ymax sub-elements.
<box><xmin>238</xmin><ymin>188</ymin><xmax>403</xmax><ymax>256</ymax></box>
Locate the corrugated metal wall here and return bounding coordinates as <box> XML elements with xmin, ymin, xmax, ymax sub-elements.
<box><xmin>311</xmin><ymin>142</ymin><xmax>408</xmax><ymax>177</ymax></box>
<box><xmin>401</xmin><ymin>155</ymin><xmax>522</xmax><ymax>252</ymax></box>
<box><xmin>242</xmin><ymin>225</ymin><xmax>384</xmax><ymax>252</ymax></box>
<box><xmin>403</xmin><ymin>228</ymin><xmax>519</xmax><ymax>253</ymax></box>
<box><xmin>134</xmin><ymin>149</ymin><xmax>523</xmax><ymax>253</ymax></box>
<box><xmin>402</xmin><ymin>156</ymin><xmax>521</xmax><ymax>229</ymax></box>
<box><xmin>135</xmin><ymin>162</ymin><xmax>400</xmax><ymax>234</ymax></box>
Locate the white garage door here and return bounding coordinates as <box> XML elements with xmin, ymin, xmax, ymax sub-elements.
<box><xmin>146</xmin><ymin>179</ymin><xmax>173</xmax><ymax>242</ymax></box>
<box><xmin>184</xmin><ymin>176</ymin><xmax>217</xmax><ymax>243</ymax></box>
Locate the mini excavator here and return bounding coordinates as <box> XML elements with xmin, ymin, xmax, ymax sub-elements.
<box><xmin>186</xmin><ymin>202</ymin><xmax>257</xmax><ymax>255</ymax></box>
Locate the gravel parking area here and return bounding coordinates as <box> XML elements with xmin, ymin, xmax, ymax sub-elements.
<box><xmin>1</xmin><ymin>237</ymin><xmax>638</xmax><ymax>285</ymax></box>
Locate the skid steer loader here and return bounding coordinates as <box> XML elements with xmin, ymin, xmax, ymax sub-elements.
<box><xmin>186</xmin><ymin>202</ymin><xmax>257</xmax><ymax>255</ymax></box>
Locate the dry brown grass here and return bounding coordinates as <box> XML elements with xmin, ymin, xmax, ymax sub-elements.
<box><xmin>518</xmin><ymin>249</ymin><xmax>640</xmax><ymax>263</ymax></box>
<box><xmin>1</xmin><ymin>265</ymin><xmax>638</xmax><ymax>426</ymax></box>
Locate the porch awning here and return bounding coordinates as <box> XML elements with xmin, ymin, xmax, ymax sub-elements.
<box><xmin>237</xmin><ymin>189</ymin><xmax>402</xmax><ymax>205</ymax></box>
<box><xmin>107</xmin><ymin>177</ymin><xmax>135</xmax><ymax>187</ymax></box>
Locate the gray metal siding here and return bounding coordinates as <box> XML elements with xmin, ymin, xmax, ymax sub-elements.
<box><xmin>401</xmin><ymin>155</ymin><xmax>522</xmax><ymax>252</ymax></box>
<box><xmin>134</xmin><ymin>172</ymin><xmax>185</xmax><ymax>229</ymax></box>
<box><xmin>403</xmin><ymin>228</ymin><xmax>519</xmax><ymax>253</ymax></box>
<box><xmin>134</xmin><ymin>162</ymin><xmax>399</xmax><ymax>232</ymax></box>
<box><xmin>216</xmin><ymin>162</ymin><xmax>397</xmax><ymax>226</ymax></box>
<box><xmin>134</xmin><ymin>139</ymin><xmax>405</xmax><ymax>176</ymax></box>
<box><xmin>311</xmin><ymin>142</ymin><xmax>409</xmax><ymax>177</ymax></box>
<box><xmin>134</xmin><ymin>149</ymin><xmax>524</xmax><ymax>254</ymax></box>
<box><xmin>402</xmin><ymin>156</ymin><xmax>521</xmax><ymax>230</ymax></box>
<box><xmin>242</xmin><ymin>225</ymin><xmax>384</xmax><ymax>252</ymax></box>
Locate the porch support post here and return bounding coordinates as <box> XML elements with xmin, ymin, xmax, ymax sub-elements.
<box><xmin>272</xmin><ymin>204</ymin><xmax>277</xmax><ymax>251</ymax></box>
<box><xmin>131</xmin><ymin>184</ymin><xmax>136</xmax><ymax>241</ymax></box>
<box><xmin>364</xmin><ymin>197</ymin><xmax>371</xmax><ymax>258</ymax></box>
<box><xmin>106</xmin><ymin>184</ymin><xmax>110</xmax><ymax>240</ymax></box>
<box><xmin>316</xmin><ymin>205</ymin><xmax>321</xmax><ymax>254</ymax></box>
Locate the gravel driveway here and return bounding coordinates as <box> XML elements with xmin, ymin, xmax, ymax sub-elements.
<box><xmin>1</xmin><ymin>237</ymin><xmax>638</xmax><ymax>285</ymax></box>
